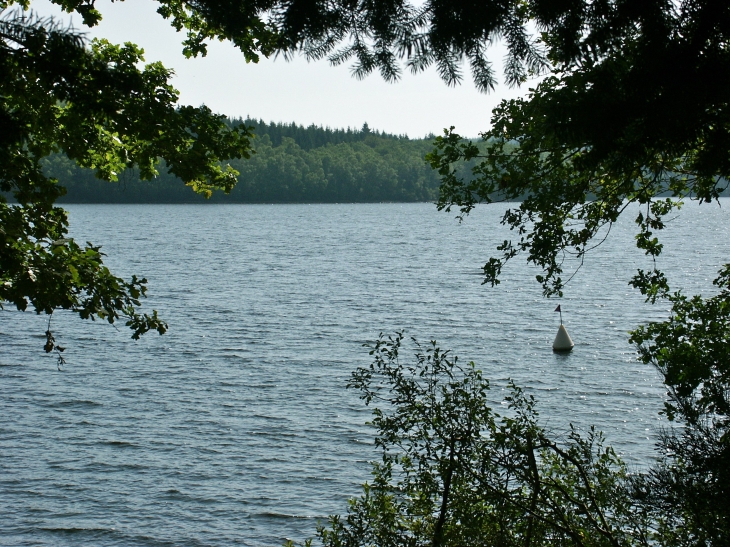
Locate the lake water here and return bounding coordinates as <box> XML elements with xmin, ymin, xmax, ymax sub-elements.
<box><xmin>2</xmin><ymin>201</ymin><xmax>729</xmax><ymax>546</ymax></box>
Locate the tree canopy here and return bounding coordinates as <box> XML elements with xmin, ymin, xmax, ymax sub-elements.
<box><xmin>0</xmin><ymin>4</ymin><xmax>254</xmax><ymax>349</ymax></box>
<box><xmin>419</xmin><ymin>8</ymin><xmax>730</xmax><ymax>521</ymax></box>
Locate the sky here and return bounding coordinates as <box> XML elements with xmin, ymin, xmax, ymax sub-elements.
<box><xmin>32</xmin><ymin>0</ymin><xmax>539</xmax><ymax>138</ymax></box>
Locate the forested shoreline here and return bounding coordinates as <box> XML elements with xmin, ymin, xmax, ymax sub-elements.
<box><xmin>47</xmin><ymin>119</ymin><xmax>444</xmax><ymax>203</ymax></box>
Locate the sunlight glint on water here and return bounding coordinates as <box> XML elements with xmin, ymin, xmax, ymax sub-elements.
<box><xmin>1</xmin><ymin>201</ymin><xmax>728</xmax><ymax>546</ymax></box>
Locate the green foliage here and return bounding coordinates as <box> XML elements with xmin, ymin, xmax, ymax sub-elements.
<box><xmin>428</xmin><ymin>106</ymin><xmax>725</xmax><ymax>297</ymax></box>
<box><xmin>0</xmin><ymin>9</ymin><xmax>254</xmax><ymax>342</ymax></box>
<box><xmin>83</xmin><ymin>0</ymin><xmax>727</xmax><ymax>105</ymax></box>
<box><xmin>214</xmin><ymin>133</ymin><xmax>441</xmax><ymax>203</ymax></box>
<box><xmin>646</xmin><ymin>423</ymin><xmax>730</xmax><ymax>547</ymax></box>
<box><xmin>628</xmin><ymin>268</ymin><xmax>730</xmax><ymax>546</ymax></box>
<box><xmin>418</xmin><ymin>4</ymin><xmax>730</xmax><ymax>544</ymax></box>
<box><xmin>631</xmin><ymin>266</ymin><xmax>730</xmax><ymax>428</ymax></box>
<box><xmin>154</xmin><ymin>0</ymin><xmax>279</xmax><ymax>60</ymax></box>
<box><xmin>210</xmin><ymin>0</ymin><xmax>549</xmax><ymax>91</ymax></box>
<box><xmin>311</xmin><ymin>333</ymin><xmax>649</xmax><ymax>547</ymax></box>
<box><xmin>42</xmin><ymin>124</ymin><xmax>442</xmax><ymax>203</ymax></box>
<box><xmin>424</xmin><ymin>0</ymin><xmax>730</xmax><ymax>296</ymax></box>
<box><xmin>10</xmin><ymin>0</ymin><xmax>280</xmax><ymax>60</ymax></box>
<box><xmin>238</xmin><ymin>118</ymin><xmax>410</xmax><ymax>150</ymax></box>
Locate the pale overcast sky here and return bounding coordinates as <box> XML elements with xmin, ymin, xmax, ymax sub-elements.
<box><xmin>33</xmin><ymin>0</ymin><xmax>538</xmax><ymax>138</ymax></box>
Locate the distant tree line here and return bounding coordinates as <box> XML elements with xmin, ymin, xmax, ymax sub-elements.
<box><xmin>46</xmin><ymin>119</ymin><xmax>444</xmax><ymax>203</ymax></box>
<box><xmin>231</xmin><ymin>117</ymin><xmax>416</xmax><ymax>150</ymax></box>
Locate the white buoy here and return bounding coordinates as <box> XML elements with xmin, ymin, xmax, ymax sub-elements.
<box><xmin>553</xmin><ymin>324</ymin><xmax>574</xmax><ymax>352</ymax></box>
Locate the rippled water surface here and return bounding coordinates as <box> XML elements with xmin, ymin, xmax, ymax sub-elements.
<box><xmin>2</xmin><ymin>201</ymin><xmax>729</xmax><ymax>546</ymax></box>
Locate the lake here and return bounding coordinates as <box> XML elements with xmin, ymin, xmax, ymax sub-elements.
<box><xmin>2</xmin><ymin>201</ymin><xmax>728</xmax><ymax>546</ymax></box>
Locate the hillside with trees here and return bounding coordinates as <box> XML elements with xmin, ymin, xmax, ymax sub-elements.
<box><xmin>47</xmin><ymin>119</ymin><xmax>443</xmax><ymax>203</ymax></box>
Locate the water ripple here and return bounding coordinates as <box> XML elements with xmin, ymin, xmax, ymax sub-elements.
<box><xmin>2</xmin><ymin>201</ymin><xmax>728</xmax><ymax>546</ymax></box>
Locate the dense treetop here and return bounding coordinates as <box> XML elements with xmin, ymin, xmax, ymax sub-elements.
<box><xmin>233</xmin><ymin>118</ymin><xmax>412</xmax><ymax>150</ymax></box>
